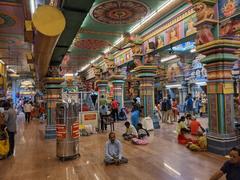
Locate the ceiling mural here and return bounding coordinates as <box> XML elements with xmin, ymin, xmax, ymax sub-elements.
<box><xmin>0</xmin><ymin>34</ymin><xmax>29</xmax><ymax>48</ymax></box>
<box><xmin>73</xmin><ymin>39</ymin><xmax>111</xmax><ymax>50</ymax></box>
<box><xmin>0</xmin><ymin>2</ymin><xmax>31</xmax><ymax>73</ymax></box>
<box><xmin>0</xmin><ymin>13</ymin><xmax>16</xmax><ymax>28</ymax></box>
<box><xmin>62</xmin><ymin>0</ymin><xmax>169</xmax><ymax>71</ymax></box>
<box><xmin>0</xmin><ymin>0</ymin><xmax>22</xmax><ymax>3</ymax></box>
<box><xmin>0</xmin><ymin>3</ymin><xmax>24</xmax><ymax>34</ymax></box>
<box><xmin>90</xmin><ymin>0</ymin><xmax>150</xmax><ymax>24</ymax></box>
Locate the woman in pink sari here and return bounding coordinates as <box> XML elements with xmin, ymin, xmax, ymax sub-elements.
<box><xmin>132</xmin><ymin>123</ymin><xmax>150</xmax><ymax>145</ymax></box>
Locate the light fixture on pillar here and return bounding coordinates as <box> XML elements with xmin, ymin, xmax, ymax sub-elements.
<box><xmin>190</xmin><ymin>48</ymin><xmax>196</xmax><ymax>53</ymax></box>
<box><xmin>30</xmin><ymin>0</ymin><xmax>36</xmax><ymax>15</ymax></box>
<box><xmin>166</xmin><ymin>84</ymin><xmax>181</xmax><ymax>88</ymax></box>
<box><xmin>161</xmin><ymin>55</ymin><xmax>178</xmax><ymax>63</ymax></box>
<box><xmin>0</xmin><ymin>60</ymin><xmax>5</xmax><ymax>65</ymax></box>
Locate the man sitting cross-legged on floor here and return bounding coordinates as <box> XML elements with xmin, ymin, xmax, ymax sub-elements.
<box><xmin>104</xmin><ymin>132</ymin><xmax>128</xmax><ymax>165</ymax></box>
<box><xmin>122</xmin><ymin>121</ymin><xmax>138</xmax><ymax>140</ymax></box>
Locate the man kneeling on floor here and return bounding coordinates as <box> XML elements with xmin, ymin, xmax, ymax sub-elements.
<box><xmin>104</xmin><ymin>132</ymin><xmax>128</xmax><ymax>165</ymax></box>
<box><xmin>122</xmin><ymin>121</ymin><xmax>138</xmax><ymax>140</ymax></box>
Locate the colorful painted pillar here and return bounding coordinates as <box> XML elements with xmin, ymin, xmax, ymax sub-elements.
<box><xmin>192</xmin><ymin>0</ymin><xmax>240</xmax><ymax>154</ymax></box>
<box><xmin>159</xmin><ymin>66</ymin><xmax>168</xmax><ymax>98</ymax></box>
<box><xmin>134</xmin><ymin>65</ymin><xmax>159</xmax><ymax>128</ymax></box>
<box><xmin>131</xmin><ymin>77</ymin><xmax>140</xmax><ymax>98</ymax></box>
<box><xmin>96</xmin><ymin>80</ymin><xmax>108</xmax><ymax>99</ymax></box>
<box><xmin>44</xmin><ymin>77</ymin><xmax>64</xmax><ymax>139</ymax></box>
<box><xmin>11</xmin><ymin>78</ymin><xmax>19</xmax><ymax>107</ymax></box>
<box><xmin>234</xmin><ymin>52</ymin><xmax>240</xmax><ymax>122</ymax></box>
<box><xmin>110</xmin><ymin>74</ymin><xmax>125</xmax><ymax>109</ymax></box>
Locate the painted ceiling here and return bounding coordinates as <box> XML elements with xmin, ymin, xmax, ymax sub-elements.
<box><xmin>0</xmin><ymin>1</ymin><xmax>31</xmax><ymax>73</ymax></box>
<box><xmin>65</xmin><ymin>0</ymin><xmax>168</xmax><ymax>69</ymax></box>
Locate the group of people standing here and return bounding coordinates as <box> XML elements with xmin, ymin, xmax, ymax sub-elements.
<box><xmin>157</xmin><ymin>95</ymin><xmax>179</xmax><ymax>124</ymax></box>
<box><xmin>156</xmin><ymin>93</ymin><xmax>207</xmax><ymax>124</ymax></box>
<box><xmin>184</xmin><ymin>94</ymin><xmax>207</xmax><ymax>117</ymax></box>
<box><xmin>99</xmin><ymin>96</ymin><xmax>128</xmax><ymax>132</ymax></box>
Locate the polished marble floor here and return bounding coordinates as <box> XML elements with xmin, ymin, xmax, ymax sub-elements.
<box><xmin>0</xmin><ymin>113</ymin><xmax>226</xmax><ymax>180</ymax></box>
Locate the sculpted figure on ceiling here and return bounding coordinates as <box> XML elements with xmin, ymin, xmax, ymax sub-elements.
<box><xmin>193</xmin><ymin>2</ymin><xmax>215</xmax><ymax>21</ymax></box>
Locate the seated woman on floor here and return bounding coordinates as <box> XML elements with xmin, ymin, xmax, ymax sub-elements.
<box><xmin>186</xmin><ymin>133</ymin><xmax>207</xmax><ymax>151</ymax></box>
<box><xmin>122</xmin><ymin>121</ymin><xmax>138</xmax><ymax>140</ymax></box>
<box><xmin>189</xmin><ymin>116</ymin><xmax>205</xmax><ymax>135</ymax></box>
<box><xmin>177</xmin><ymin>128</ymin><xmax>193</xmax><ymax>145</ymax></box>
<box><xmin>132</xmin><ymin>123</ymin><xmax>150</xmax><ymax>145</ymax></box>
<box><xmin>176</xmin><ymin>116</ymin><xmax>189</xmax><ymax>135</ymax></box>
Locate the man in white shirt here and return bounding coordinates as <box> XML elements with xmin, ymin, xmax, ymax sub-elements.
<box><xmin>122</xmin><ymin>121</ymin><xmax>138</xmax><ymax>140</ymax></box>
<box><xmin>24</xmin><ymin>102</ymin><xmax>32</xmax><ymax>123</ymax></box>
<box><xmin>104</xmin><ymin>132</ymin><xmax>128</xmax><ymax>165</ymax></box>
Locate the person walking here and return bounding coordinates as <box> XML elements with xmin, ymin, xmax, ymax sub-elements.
<box><xmin>161</xmin><ymin>98</ymin><xmax>167</xmax><ymax>123</ymax></box>
<box><xmin>186</xmin><ymin>94</ymin><xmax>193</xmax><ymax>115</ymax></box>
<box><xmin>165</xmin><ymin>95</ymin><xmax>173</xmax><ymax>123</ymax></box>
<box><xmin>111</xmin><ymin>99</ymin><xmax>119</xmax><ymax>121</ymax></box>
<box><xmin>4</xmin><ymin>101</ymin><xmax>17</xmax><ymax>157</ymax></box>
<box><xmin>24</xmin><ymin>101</ymin><xmax>32</xmax><ymax>123</ymax></box>
<box><xmin>172</xmin><ymin>98</ymin><xmax>178</xmax><ymax>122</ymax></box>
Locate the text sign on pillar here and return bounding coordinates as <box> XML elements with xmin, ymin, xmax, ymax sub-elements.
<box><xmin>72</xmin><ymin>121</ymin><xmax>79</xmax><ymax>139</ymax></box>
<box><xmin>56</xmin><ymin>124</ymin><xmax>66</xmax><ymax>139</ymax></box>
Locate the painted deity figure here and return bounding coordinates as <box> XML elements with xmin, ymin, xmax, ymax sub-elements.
<box><xmin>193</xmin><ymin>2</ymin><xmax>215</xmax><ymax>21</ymax></box>
<box><xmin>196</xmin><ymin>25</ymin><xmax>214</xmax><ymax>45</ymax></box>
<box><xmin>157</xmin><ymin>36</ymin><xmax>164</xmax><ymax>48</ymax></box>
<box><xmin>222</xmin><ymin>0</ymin><xmax>237</xmax><ymax>17</ymax></box>
<box><xmin>186</xmin><ymin>18</ymin><xmax>197</xmax><ymax>36</ymax></box>
<box><xmin>169</xmin><ymin>28</ymin><xmax>178</xmax><ymax>43</ymax></box>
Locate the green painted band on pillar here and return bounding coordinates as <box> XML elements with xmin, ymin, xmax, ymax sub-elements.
<box><xmin>112</xmin><ymin>80</ymin><xmax>125</xmax><ymax>84</ymax></box>
<box><xmin>201</xmin><ymin>53</ymin><xmax>237</xmax><ymax>64</ymax></box>
<box><xmin>136</xmin><ymin>73</ymin><xmax>156</xmax><ymax>78</ymax></box>
<box><xmin>217</xmin><ymin>94</ymin><xmax>225</xmax><ymax>134</ymax></box>
<box><xmin>97</xmin><ymin>84</ymin><xmax>108</xmax><ymax>87</ymax></box>
<box><xmin>45</xmin><ymin>84</ymin><xmax>64</xmax><ymax>89</ymax></box>
<box><xmin>207</xmin><ymin>94</ymin><xmax>211</xmax><ymax>130</ymax></box>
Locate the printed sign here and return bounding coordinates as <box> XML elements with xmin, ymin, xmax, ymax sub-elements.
<box><xmin>84</xmin><ymin>113</ymin><xmax>97</xmax><ymax>121</ymax></box>
<box><xmin>56</xmin><ymin>124</ymin><xmax>66</xmax><ymax>139</ymax></box>
<box><xmin>72</xmin><ymin>122</ymin><xmax>80</xmax><ymax>139</ymax></box>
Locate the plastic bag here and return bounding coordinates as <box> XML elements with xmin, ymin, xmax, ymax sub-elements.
<box><xmin>0</xmin><ymin>130</ymin><xmax>9</xmax><ymax>156</ymax></box>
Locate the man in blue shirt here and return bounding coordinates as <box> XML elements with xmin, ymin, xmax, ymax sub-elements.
<box><xmin>104</xmin><ymin>132</ymin><xmax>128</xmax><ymax>165</ymax></box>
<box><xmin>210</xmin><ymin>147</ymin><xmax>240</xmax><ymax>180</ymax></box>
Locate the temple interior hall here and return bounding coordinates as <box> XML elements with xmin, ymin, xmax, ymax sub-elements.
<box><xmin>0</xmin><ymin>0</ymin><xmax>240</xmax><ymax>180</ymax></box>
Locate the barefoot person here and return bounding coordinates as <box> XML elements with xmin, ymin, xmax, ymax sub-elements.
<box><xmin>122</xmin><ymin>121</ymin><xmax>138</xmax><ymax>140</ymax></box>
<box><xmin>104</xmin><ymin>132</ymin><xmax>128</xmax><ymax>165</ymax></box>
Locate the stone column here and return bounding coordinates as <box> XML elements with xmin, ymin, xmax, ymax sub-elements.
<box><xmin>11</xmin><ymin>78</ymin><xmax>19</xmax><ymax>107</ymax></box>
<box><xmin>191</xmin><ymin>0</ymin><xmax>240</xmax><ymax>154</ymax></box>
<box><xmin>110</xmin><ymin>74</ymin><xmax>125</xmax><ymax>109</ymax></box>
<box><xmin>178</xmin><ymin>87</ymin><xmax>184</xmax><ymax>112</ymax></box>
<box><xmin>44</xmin><ymin>77</ymin><xmax>64</xmax><ymax>139</ymax></box>
<box><xmin>131</xmin><ymin>77</ymin><xmax>140</xmax><ymax>98</ymax></box>
<box><xmin>96</xmin><ymin>80</ymin><xmax>108</xmax><ymax>99</ymax></box>
<box><xmin>134</xmin><ymin>65</ymin><xmax>159</xmax><ymax>128</ymax></box>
